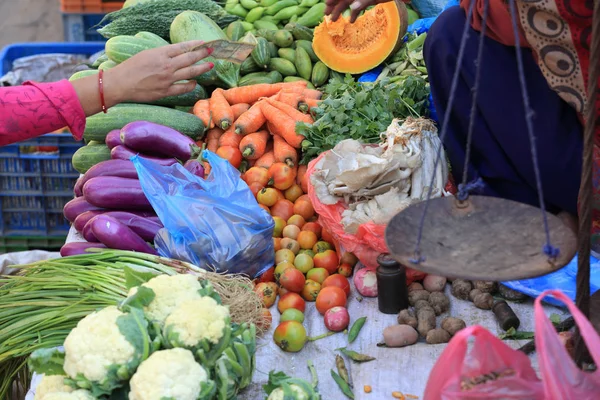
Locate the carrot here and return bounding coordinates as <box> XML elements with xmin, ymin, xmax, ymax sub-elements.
<box><xmin>240</xmin><ymin>130</ymin><xmax>269</xmax><ymax>160</ymax></box>
<box><xmin>265</xmin><ymin>98</ymin><xmax>313</xmax><ymax>124</ymax></box>
<box><xmin>299</xmin><ymin>98</ymin><xmax>321</xmax><ymax>113</ymax></box>
<box><xmin>261</xmin><ymin>101</ymin><xmax>305</xmax><ymax>148</ymax></box>
<box><xmin>231</xmin><ymin>103</ymin><xmax>250</xmax><ymax>120</ymax></box>
<box><xmin>205</xmin><ymin>128</ymin><xmax>223</xmax><ymax>153</ymax></box>
<box><xmin>219</xmin><ymin>127</ymin><xmax>242</xmax><ymax>148</ymax></box>
<box><xmin>234</xmin><ymin>101</ymin><xmax>267</xmax><ymax>136</ymax></box>
<box><xmin>276</xmin><ymin>92</ymin><xmax>305</xmax><ymax>109</ymax></box>
<box><xmin>273</xmin><ymin>134</ymin><xmax>298</xmax><ymax>167</ymax></box>
<box><xmin>193</xmin><ymin>99</ymin><xmax>214</xmax><ymax>129</ymax></box>
<box><xmin>302</xmin><ymin>89</ymin><xmax>323</xmax><ymax>100</ymax></box>
<box><xmin>210</xmin><ymin>89</ymin><xmax>234</xmax><ymax>130</ymax></box>
<box><xmin>222</xmin><ymin>82</ymin><xmax>307</xmax><ymax>105</ymax></box>
<box><xmin>255</xmin><ymin>150</ymin><xmax>276</xmax><ymax>169</ymax></box>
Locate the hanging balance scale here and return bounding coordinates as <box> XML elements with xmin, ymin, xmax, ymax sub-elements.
<box><xmin>384</xmin><ymin>0</ymin><xmax>588</xmax><ymax>282</ymax></box>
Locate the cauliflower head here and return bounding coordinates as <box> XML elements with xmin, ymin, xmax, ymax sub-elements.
<box><xmin>129</xmin><ymin>348</ymin><xmax>215</xmax><ymax>400</ymax></box>
<box><xmin>164</xmin><ymin>297</ymin><xmax>230</xmax><ymax>346</ymax></box>
<box><xmin>126</xmin><ymin>274</ymin><xmax>206</xmax><ymax>326</ymax></box>
<box><xmin>267</xmin><ymin>385</ymin><xmax>310</xmax><ymax>400</ymax></box>
<box><xmin>41</xmin><ymin>390</ymin><xmax>95</xmax><ymax>400</ymax></box>
<box><xmin>63</xmin><ymin>306</ymin><xmax>151</xmax><ymax>396</ymax></box>
<box><xmin>34</xmin><ymin>375</ymin><xmax>72</xmax><ymax>400</ymax></box>
<box><xmin>264</xmin><ymin>371</ymin><xmax>320</xmax><ymax>400</ymax></box>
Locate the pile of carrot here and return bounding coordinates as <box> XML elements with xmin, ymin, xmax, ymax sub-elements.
<box><xmin>192</xmin><ymin>81</ymin><xmax>322</xmax><ymax>176</ymax></box>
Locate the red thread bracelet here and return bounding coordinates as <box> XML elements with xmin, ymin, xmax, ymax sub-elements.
<box><xmin>98</xmin><ymin>69</ymin><xmax>107</xmax><ymax>114</ymax></box>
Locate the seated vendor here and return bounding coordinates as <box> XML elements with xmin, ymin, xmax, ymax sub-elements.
<box><xmin>325</xmin><ymin>0</ymin><xmax>597</xmax><ymax>240</ymax></box>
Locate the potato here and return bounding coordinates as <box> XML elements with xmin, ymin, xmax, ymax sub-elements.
<box><xmin>414</xmin><ymin>299</ymin><xmax>431</xmax><ymax>311</ymax></box>
<box><xmin>426</xmin><ymin>328</ymin><xmax>451</xmax><ymax>344</ymax></box>
<box><xmin>441</xmin><ymin>317</ymin><xmax>466</xmax><ymax>336</ymax></box>
<box><xmin>472</xmin><ymin>290</ymin><xmax>494</xmax><ymax>310</ymax></box>
<box><xmin>416</xmin><ymin>307</ymin><xmax>436</xmax><ymax>337</ymax></box>
<box><xmin>469</xmin><ymin>288</ymin><xmax>483</xmax><ymax>302</ymax></box>
<box><xmin>473</xmin><ymin>281</ymin><xmax>497</xmax><ymax>294</ymax></box>
<box><xmin>408</xmin><ymin>282</ymin><xmax>424</xmax><ymax>292</ymax></box>
<box><xmin>498</xmin><ymin>284</ymin><xmax>528</xmax><ymax>301</ymax></box>
<box><xmin>397</xmin><ymin>309</ymin><xmax>418</xmax><ymax>329</ymax></box>
<box><xmin>451</xmin><ymin>279</ymin><xmax>472</xmax><ymax>300</ymax></box>
<box><xmin>429</xmin><ymin>292</ymin><xmax>450</xmax><ymax>316</ymax></box>
<box><xmin>383</xmin><ymin>325</ymin><xmax>418</xmax><ymax>347</ymax></box>
<box><xmin>409</xmin><ymin>289</ymin><xmax>430</xmax><ymax>306</ymax></box>
<box><xmin>423</xmin><ymin>275</ymin><xmax>447</xmax><ymax>292</ymax></box>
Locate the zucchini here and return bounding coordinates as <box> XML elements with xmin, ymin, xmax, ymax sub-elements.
<box><xmin>84</xmin><ymin>104</ymin><xmax>205</xmax><ymax>142</ymax></box>
<box><xmin>69</xmin><ymin>70</ymin><xmax>99</xmax><ymax>81</ymax></box>
<box><xmin>72</xmin><ymin>145</ymin><xmax>112</xmax><ymax>174</ymax></box>
<box><xmin>105</xmin><ymin>35</ymin><xmax>159</xmax><ymax>63</ymax></box>
<box><xmin>170</xmin><ymin>10</ymin><xmax>227</xmax><ymax>43</ymax></box>
<box><xmin>251</xmin><ymin>37</ymin><xmax>271</xmax><ymax>68</ymax></box>
<box><xmin>134</xmin><ymin>31</ymin><xmax>170</xmax><ymax>46</ymax></box>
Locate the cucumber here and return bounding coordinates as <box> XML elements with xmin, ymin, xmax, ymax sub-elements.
<box><xmin>72</xmin><ymin>145</ymin><xmax>112</xmax><ymax>174</ymax></box>
<box><xmin>251</xmin><ymin>37</ymin><xmax>271</xmax><ymax>68</ymax></box>
<box><xmin>284</xmin><ymin>23</ymin><xmax>313</xmax><ymax>41</ymax></box>
<box><xmin>146</xmin><ymin>84</ymin><xmax>207</xmax><ymax>107</ymax></box>
<box><xmin>269</xmin><ymin>58</ymin><xmax>297</xmax><ymax>76</ymax></box>
<box><xmin>294</xmin><ymin>46</ymin><xmax>312</xmax><ymax>80</ymax></box>
<box><xmin>84</xmin><ymin>104</ymin><xmax>205</xmax><ymax>142</ymax></box>
<box><xmin>311</xmin><ymin>61</ymin><xmax>329</xmax><ymax>87</ymax></box>
<box><xmin>86</xmin><ymin>141</ymin><xmax>103</xmax><ymax>146</ymax></box>
<box><xmin>241</xmin><ymin>56</ymin><xmax>261</xmax><ymax>74</ymax></box>
<box><xmin>278</xmin><ymin>48</ymin><xmax>296</xmax><ymax>63</ymax></box>
<box><xmin>240</xmin><ymin>0</ymin><xmax>259</xmax><ymax>9</ymax></box>
<box><xmin>253</xmin><ymin>20</ymin><xmax>279</xmax><ymax>31</ymax></box>
<box><xmin>241</xmin><ymin>21</ymin><xmax>255</xmax><ymax>31</ymax></box>
<box><xmin>229</xmin><ymin>4</ymin><xmax>249</xmax><ymax>18</ymax></box>
<box><xmin>260</xmin><ymin>0</ymin><xmax>277</xmax><ymax>6</ymax></box>
<box><xmin>134</xmin><ymin>31</ymin><xmax>169</xmax><ymax>46</ymax></box>
<box><xmin>294</xmin><ymin>40</ymin><xmax>319</xmax><ymax>62</ymax></box>
<box><xmin>273</xmin><ymin>6</ymin><xmax>301</xmax><ymax>22</ymax></box>
<box><xmin>239</xmin><ymin>74</ymin><xmax>274</xmax><ymax>86</ymax></box>
<box><xmin>105</xmin><ymin>35</ymin><xmax>159</xmax><ymax>63</ymax></box>
<box><xmin>273</xmin><ymin>30</ymin><xmax>294</xmax><ymax>48</ymax></box>
<box><xmin>283</xmin><ymin>76</ymin><xmax>315</xmax><ymax>89</ymax></box>
<box><xmin>226</xmin><ymin>21</ymin><xmax>246</xmax><ymax>41</ymax></box>
<box><xmin>170</xmin><ymin>10</ymin><xmax>227</xmax><ymax>44</ymax></box>
<box><xmin>69</xmin><ymin>70</ymin><xmax>99</xmax><ymax>81</ymax></box>
<box><xmin>91</xmin><ymin>53</ymin><xmax>108</xmax><ymax>68</ymax></box>
<box><xmin>98</xmin><ymin>60</ymin><xmax>118</xmax><ymax>70</ymax></box>
<box><xmin>296</xmin><ymin>2</ymin><xmax>326</xmax><ymax>27</ymax></box>
<box><xmin>266</xmin><ymin>0</ymin><xmax>297</xmax><ymax>16</ymax></box>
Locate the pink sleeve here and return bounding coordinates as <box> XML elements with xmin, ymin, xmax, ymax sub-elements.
<box><xmin>0</xmin><ymin>80</ymin><xmax>86</xmax><ymax>146</ymax></box>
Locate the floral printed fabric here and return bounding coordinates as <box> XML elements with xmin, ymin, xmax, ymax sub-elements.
<box><xmin>0</xmin><ymin>80</ymin><xmax>86</xmax><ymax>146</ymax></box>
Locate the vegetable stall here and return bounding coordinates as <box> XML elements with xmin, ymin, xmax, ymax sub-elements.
<box><xmin>0</xmin><ymin>0</ymin><xmax>596</xmax><ymax>399</ymax></box>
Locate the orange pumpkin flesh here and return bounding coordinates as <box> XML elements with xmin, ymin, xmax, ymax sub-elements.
<box><xmin>312</xmin><ymin>1</ymin><xmax>408</xmax><ymax>74</ymax></box>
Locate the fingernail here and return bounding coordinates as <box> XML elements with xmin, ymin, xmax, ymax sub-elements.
<box><xmin>208</xmin><ymin>62</ymin><xmax>215</xmax><ymax>69</ymax></box>
<box><xmin>207</xmin><ymin>47</ymin><xmax>214</xmax><ymax>55</ymax></box>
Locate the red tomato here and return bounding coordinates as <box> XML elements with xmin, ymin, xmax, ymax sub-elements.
<box><xmin>337</xmin><ymin>263</ymin><xmax>353</xmax><ymax>277</ymax></box>
<box><xmin>322</xmin><ymin>274</ymin><xmax>351</xmax><ymax>297</ymax></box>
<box><xmin>293</xmin><ymin>199</ymin><xmax>314</xmax><ymax>220</ymax></box>
<box><xmin>248</xmin><ymin>181</ymin><xmax>265</xmax><ymax>197</ymax></box>
<box><xmin>216</xmin><ymin>146</ymin><xmax>242</xmax><ymax>169</ymax></box>
<box><xmin>316</xmin><ymin>286</ymin><xmax>347</xmax><ymax>315</ymax></box>
<box><xmin>243</xmin><ymin>167</ymin><xmax>269</xmax><ymax>187</ymax></box>
<box><xmin>279</xmin><ymin>268</ymin><xmax>306</xmax><ymax>293</ymax></box>
<box><xmin>268</xmin><ymin>163</ymin><xmax>297</xmax><ymax>190</ymax></box>
<box><xmin>301</xmin><ymin>279</ymin><xmax>321</xmax><ymax>302</ymax></box>
<box><xmin>271</xmin><ymin>199</ymin><xmax>295</xmax><ymax>221</ymax></box>
<box><xmin>302</xmin><ymin>222</ymin><xmax>322</xmax><ymax>239</ymax></box>
<box><xmin>257</xmin><ymin>266</ymin><xmax>275</xmax><ymax>283</ymax></box>
<box><xmin>277</xmin><ymin>292</ymin><xmax>306</xmax><ymax>313</ymax></box>
<box><xmin>313</xmin><ymin>250</ymin><xmax>339</xmax><ymax>274</ymax></box>
<box><xmin>254</xmin><ymin>282</ymin><xmax>278</xmax><ymax>308</ymax></box>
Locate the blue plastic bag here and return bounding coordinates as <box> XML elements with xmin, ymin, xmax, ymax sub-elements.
<box><xmin>132</xmin><ymin>151</ymin><xmax>274</xmax><ymax>279</ymax></box>
<box><xmin>502</xmin><ymin>255</ymin><xmax>600</xmax><ymax>307</ymax></box>
<box><xmin>410</xmin><ymin>0</ymin><xmax>458</xmax><ymax>19</ymax></box>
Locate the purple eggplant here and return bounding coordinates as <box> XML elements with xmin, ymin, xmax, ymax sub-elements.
<box><xmin>103</xmin><ymin>211</ymin><xmax>162</xmax><ymax>241</ymax></box>
<box><xmin>63</xmin><ymin>197</ymin><xmax>105</xmax><ymax>223</ymax></box>
<box><xmin>82</xmin><ymin>222</ymin><xmax>97</xmax><ymax>242</ymax></box>
<box><xmin>74</xmin><ymin>210</ymin><xmax>105</xmax><ymax>232</ymax></box>
<box><xmin>83</xmin><ymin>177</ymin><xmax>153</xmax><ymax>210</ymax></box>
<box><xmin>89</xmin><ymin>215</ymin><xmax>158</xmax><ymax>254</ymax></box>
<box><xmin>121</xmin><ymin>121</ymin><xmax>197</xmax><ymax>161</ymax></box>
<box><xmin>105</xmin><ymin>130</ymin><xmax>122</xmax><ymax>149</ymax></box>
<box><xmin>74</xmin><ymin>177</ymin><xmax>84</xmax><ymax>197</ymax></box>
<box><xmin>183</xmin><ymin>159</ymin><xmax>205</xmax><ymax>178</ymax></box>
<box><xmin>60</xmin><ymin>242</ymin><xmax>107</xmax><ymax>257</ymax></box>
<box><xmin>111</xmin><ymin>145</ymin><xmax>179</xmax><ymax>166</ymax></box>
<box><xmin>78</xmin><ymin>159</ymin><xmax>138</xmax><ymax>191</ymax></box>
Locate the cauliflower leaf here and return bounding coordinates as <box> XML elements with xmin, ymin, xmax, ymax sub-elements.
<box><xmin>28</xmin><ymin>348</ymin><xmax>66</xmax><ymax>376</ymax></box>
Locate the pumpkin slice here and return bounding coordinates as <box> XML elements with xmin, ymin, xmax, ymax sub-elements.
<box><xmin>312</xmin><ymin>1</ymin><xmax>408</xmax><ymax>74</ymax></box>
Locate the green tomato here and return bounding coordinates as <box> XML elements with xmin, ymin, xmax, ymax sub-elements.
<box><xmin>280</xmin><ymin>308</ymin><xmax>305</xmax><ymax>323</ymax></box>
<box><xmin>273</xmin><ymin>321</ymin><xmax>307</xmax><ymax>352</ymax></box>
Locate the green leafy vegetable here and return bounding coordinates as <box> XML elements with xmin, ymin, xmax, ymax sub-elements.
<box><xmin>499</xmin><ymin>327</ymin><xmax>535</xmax><ymax>340</ymax></box>
<box><xmin>28</xmin><ymin>348</ymin><xmax>65</xmax><ymax>376</ymax></box>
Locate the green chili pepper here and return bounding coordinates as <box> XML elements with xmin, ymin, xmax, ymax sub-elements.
<box><xmin>331</xmin><ymin>369</ymin><xmax>354</xmax><ymax>399</ymax></box>
<box><xmin>338</xmin><ymin>347</ymin><xmax>376</xmax><ymax>363</ymax></box>
<box><xmin>348</xmin><ymin>317</ymin><xmax>367</xmax><ymax>344</ymax></box>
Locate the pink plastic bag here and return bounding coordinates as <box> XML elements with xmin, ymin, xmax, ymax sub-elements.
<box><xmin>423</xmin><ymin>326</ymin><xmax>545</xmax><ymax>400</ymax></box>
<box><xmin>535</xmin><ymin>290</ymin><xmax>600</xmax><ymax>399</ymax></box>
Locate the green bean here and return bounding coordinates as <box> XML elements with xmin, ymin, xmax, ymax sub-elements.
<box><xmin>307</xmin><ymin>360</ymin><xmax>318</xmax><ymax>389</ymax></box>
<box><xmin>336</xmin><ymin>355</ymin><xmax>350</xmax><ymax>385</ymax></box>
<box><xmin>338</xmin><ymin>347</ymin><xmax>376</xmax><ymax>363</ymax></box>
<box><xmin>348</xmin><ymin>317</ymin><xmax>367</xmax><ymax>344</ymax></box>
<box><xmin>331</xmin><ymin>369</ymin><xmax>355</xmax><ymax>399</ymax></box>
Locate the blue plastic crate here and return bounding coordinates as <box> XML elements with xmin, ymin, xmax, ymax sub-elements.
<box><xmin>62</xmin><ymin>13</ymin><xmax>106</xmax><ymax>42</ymax></box>
<box><xmin>0</xmin><ymin>134</ymin><xmax>83</xmax><ymax>237</ymax></box>
<box><xmin>0</xmin><ymin>42</ymin><xmax>105</xmax><ymax>76</ymax></box>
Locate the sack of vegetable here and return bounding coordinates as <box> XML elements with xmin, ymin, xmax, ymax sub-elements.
<box><xmin>132</xmin><ymin>150</ymin><xmax>275</xmax><ymax>279</ymax></box>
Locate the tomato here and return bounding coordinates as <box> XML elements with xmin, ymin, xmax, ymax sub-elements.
<box><xmin>313</xmin><ymin>250</ymin><xmax>339</xmax><ymax>274</ymax></box>
<box><xmin>274</xmin><ymin>261</ymin><xmax>294</xmax><ymax>282</ymax></box>
<box><xmin>293</xmin><ymin>199</ymin><xmax>315</xmax><ymax>221</ymax></box>
<box><xmin>277</xmin><ymin>292</ymin><xmax>306</xmax><ymax>313</ymax></box>
<box><xmin>278</xmin><ymin>287</ymin><xmax>290</xmax><ymax>296</ymax></box>
<box><xmin>297</xmin><ymin>165</ymin><xmax>309</xmax><ymax>193</ymax></box>
<box><xmin>271</xmin><ymin>199</ymin><xmax>295</xmax><ymax>221</ymax></box>
<box><xmin>259</xmin><ymin>204</ymin><xmax>270</xmax><ymax>214</ymax></box>
<box><xmin>280</xmin><ymin>308</ymin><xmax>305</xmax><ymax>323</ymax></box>
<box><xmin>322</xmin><ymin>274</ymin><xmax>351</xmax><ymax>297</ymax></box>
<box><xmin>279</xmin><ymin>268</ymin><xmax>305</xmax><ymax>293</ymax></box>
<box><xmin>243</xmin><ymin>167</ymin><xmax>269</xmax><ymax>187</ymax></box>
<box><xmin>272</xmin><ymin>216</ymin><xmax>286</xmax><ymax>238</ymax></box>
<box><xmin>257</xmin><ymin>188</ymin><xmax>279</xmax><ymax>207</ymax></box>
<box><xmin>257</xmin><ymin>266</ymin><xmax>275</xmax><ymax>283</ymax></box>
<box><xmin>340</xmin><ymin>252</ymin><xmax>359</xmax><ymax>267</ymax></box>
<box><xmin>337</xmin><ymin>263</ymin><xmax>353</xmax><ymax>278</ymax></box>
<box><xmin>258</xmin><ymin>308</ymin><xmax>272</xmax><ymax>330</ymax></box>
<box><xmin>297</xmin><ymin>231</ymin><xmax>318</xmax><ymax>250</ymax></box>
<box><xmin>36</xmin><ymin>146</ymin><xmax>59</xmax><ymax>153</ymax></box>
<box><xmin>254</xmin><ymin>282</ymin><xmax>278</xmax><ymax>308</ymax></box>
<box><xmin>216</xmin><ymin>146</ymin><xmax>243</xmax><ymax>169</ymax></box>
<box><xmin>321</xmin><ymin>226</ymin><xmax>335</xmax><ymax>244</ymax></box>
<box><xmin>282</xmin><ymin>224</ymin><xmax>300</xmax><ymax>240</ymax></box>
<box><xmin>285</xmin><ymin>184</ymin><xmax>304</xmax><ymax>203</ymax></box>
<box><xmin>296</xmin><ymin>194</ymin><xmax>310</xmax><ymax>203</ymax></box>
<box><xmin>287</xmin><ymin>214</ymin><xmax>306</xmax><ymax>229</ymax></box>
<box><xmin>301</xmin><ymin>222</ymin><xmax>322</xmax><ymax>239</ymax></box>
<box><xmin>275</xmin><ymin>249</ymin><xmax>295</xmax><ymax>265</ymax></box>
<box><xmin>280</xmin><ymin>238</ymin><xmax>300</xmax><ymax>255</ymax></box>
<box><xmin>299</xmin><ymin>249</ymin><xmax>316</xmax><ymax>258</ymax></box>
<box><xmin>312</xmin><ymin>241</ymin><xmax>332</xmax><ymax>254</ymax></box>
<box><xmin>274</xmin><ymin>188</ymin><xmax>286</xmax><ymax>201</ymax></box>
<box><xmin>248</xmin><ymin>182</ymin><xmax>265</xmax><ymax>197</ymax></box>
<box><xmin>301</xmin><ymin>279</ymin><xmax>321</xmax><ymax>301</ymax></box>
<box><xmin>316</xmin><ymin>286</ymin><xmax>347</xmax><ymax>314</ymax></box>
<box><xmin>306</xmin><ymin>268</ymin><xmax>329</xmax><ymax>284</ymax></box>
<box><xmin>268</xmin><ymin>163</ymin><xmax>297</xmax><ymax>191</ymax></box>
<box><xmin>294</xmin><ymin>253</ymin><xmax>314</xmax><ymax>274</ymax></box>
<box><xmin>324</xmin><ymin>306</ymin><xmax>350</xmax><ymax>332</ymax></box>
<box><xmin>273</xmin><ymin>321</ymin><xmax>307</xmax><ymax>352</ymax></box>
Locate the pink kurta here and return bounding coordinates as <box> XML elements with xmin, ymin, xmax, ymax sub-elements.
<box><xmin>0</xmin><ymin>80</ymin><xmax>86</xmax><ymax>146</ymax></box>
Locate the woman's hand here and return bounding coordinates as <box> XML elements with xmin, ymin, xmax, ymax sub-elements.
<box><xmin>325</xmin><ymin>0</ymin><xmax>392</xmax><ymax>23</ymax></box>
<box><xmin>72</xmin><ymin>40</ymin><xmax>214</xmax><ymax>116</ymax></box>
